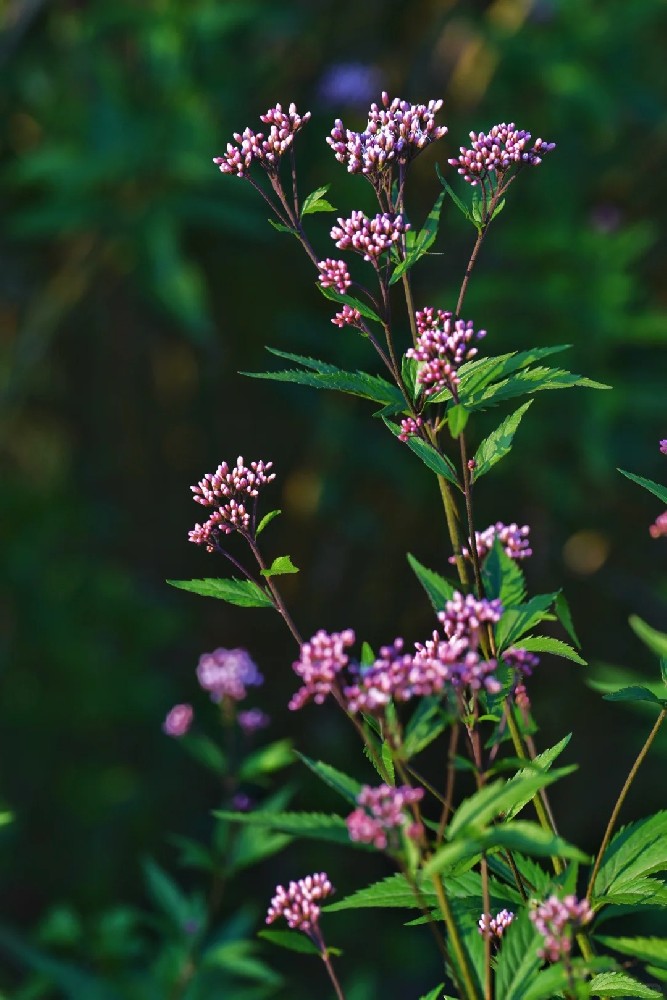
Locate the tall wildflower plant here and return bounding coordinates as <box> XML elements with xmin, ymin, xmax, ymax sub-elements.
<box><xmin>165</xmin><ymin>95</ymin><xmax>667</xmax><ymax>999</ymax></box>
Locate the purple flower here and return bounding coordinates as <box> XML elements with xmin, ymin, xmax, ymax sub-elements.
<box><xmin>188</xmin><ymin>457</ymin><xmax>275</xmax><ymax>548</ymax></box>
<box><xmin>650</xmin><ymin>512</ymin><xmax>667</xmax><ymax>539</ymax></box>
<box><xmin>327</xmin><ymin>92</ymin><xmax>447</xmax><ymax>181</ymax></box>
<box><xmin>448</xmin><ymin>123</ymin><xmax>555</xmax><ymax>187</ymax></box>
<box><xmin>331</xmin><ymin>305</ymin><xmax>362</xmax><ymax>328</ymax></box>
<box><xmin>197</xmin><ymin>648</ymin><xmax>263</xmax><ymax>703</ymax></box>
<box><xmin>289</xmin><ymin>629</ymin><xmax>356</xmax><ymax>710</ymax></box>
<box><xmin>405</xmin><ymin>308</ymin><xmax>486</xmax><ymax>397</ymax></box>
<box><xmin>231</xmin><ymin>792</ymin><xmax>253</xmax><ymax>811</ymax></box>
<box><xmin>213</xmin><ymin>103</ymin><xmax>311</xmax><ymax>178</ymax></box>
<box><xmin>530</xmin><ymin>894</ymin><xmax>593</xmax><ymax>962</ymax></box>
<box><xmin>162</xmin><ymin>703</ymin><xmax>193</xmax><ymax>738</ymax></box>
<box><xmin>660</xmin><ymin>439</ymin><xmax>667</xmax><ymax>455</ymax></box>
<box><xmin>317</xmin><ymin>258</ymin><xmax>351</xmax><ymax>294</ymax></box>
<box><xmin>344</xmin><ymin>638</ymin><xmax>416</xmax><ymax>713</ymax></box>
<box><xmin>479</xmin><ymin>909</ymin><xmax>515</xmax><ymax>940</ymax></box>
<box><xmin>317</xmin><ymin>63</ymin><xmax>383</xmax><ymax>108</ymax></box>
<box><xmin>346</xmin><ymin>784</ymin><xmax>424</xmax><ymax>849</ymax></box>
<box><xmin>266</xmin><ymin>873</ymin><xmax>334</xmax><ymax>937</ymax></box>
<box><xmin>439</xmin><ymin>592</ymin><xmax>503</xmax><ymax>646</ymax></box>
<box><xmin>453</xmin><ymin>522</ymin><xmax>532</xmax><ymax>564</ymax></box>
<box><xmin>398</xmin><ymin>416</ymin><xmax>423</xmax><ymax>442</ymax></box>
<box><xmin>330</xmin><ymin>211</ymin><xmax>409</xmax><ymax>263</ymax></box>
<box><xmin>502</xmin><ymin>646</ymin><xmax>540</xmax><ymax>676</ymax></box>
<box><xmin>237</xmin><ymin>708</ymin><xmax>270</xmax><ymax>733</ymax></box>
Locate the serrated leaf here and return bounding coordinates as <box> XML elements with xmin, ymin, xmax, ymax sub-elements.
<box><xmin>256</xmin><ymin>509</ymin><xmax>281</xmax><ymax>535</ymax></box>
<box><xmin>301</xmin><ymin>184</ymin><xmax>336</xmax><ymax>216</ymax></box>
<box><xmin>495</xmin><ymin>593</ymin><xmax>559</xmax><ymax>650</ymax></box>
<box><xmin>260</xmin><ymin>554</ymin><xmax>299</xmax><ymax>578</ymax></box>
<box><xmin>407</xmin><ymin>553</ymin><xmax>457</xmax><ymax>611</ymax></box>
<box><xmin>239</xmin><ymin>739</ymin><xmax>294</xmax><ymax>781</ymax></box>
<box><xmin>401</xmin><ymin>354</ymin><xmax>419</xmax><ymax>402</ymax></box>
<box><xmin>603</xmin><ymin>685</ymin><xmax>665</xmax><ymax>706</ymax></box>
<box><xmin>448</xmin><ymin>403</ymin><xmax>469</xmax><ymax>437</ymax></box>
<box><xmin>629</xmin><ymin>615</ymin><xmax>667</xmax><ymax>660</ymax></box>
<box><xmin>384</xmin><ymin>419</ymin><xmax>460</xmax><ymax>486</ymax></box>
<box><xmin>592</xmin><ymin>875</ymin><xmax>667</xmax><ymax>912</ymax></box>
<box><xmin>493</xmin><ymin>910</ymin><xmax>542</xmax><ymax>999</ymax></box>
<box><xmin>425</xmin><ymin>821</ymin><xmax>587</xmax><ymax>875</ymax></box>
<box><xmin>618</xmin><ymin>469</ymin><xmax>667</xmax><ymax>505</ymax></box>
<box><xmin>324</xmin><ymin>873</ymin><xmax>436</xmax><ymax>912</ymax></box>
<box><xmin>245</xmin><ymin>354</ymin><xmax>402</xmax><ymax>406</ymax></box>
<box><xmin>521</xmin><ymin>959</ymin><xmax>614</xmax><ymax>1000</ymax></box>
<box><xmin>294</xmin><ymin>753</ymin><xmax>362</xmax><ymax>805</ymax></box>
<box><xmin>167</xmin><ymin>578</ymin><xmax>273</xmax><ymax>608</ymax></box>
<box><xmin>462</xmin><ymin>365</ymin><xmax>610</xmax><ymax>410</ymax></box>
<box><xmin>448</xmin><ymin>769</ymin><xmax>572</xmax><ymax>838</ymax></box>
<box><xmin>389</xmin><ymin>190</ymin><xmax>446</xmax><ymax>284</ymax></box>
<box><xmin>317</xmin><ymin>283</ymin><xmax>381</xmax><ymax>322</ymax></box>
<box><xmin>587</xmin><ymin>972</ymin><xmax>662</xmax><ymax>998</ymax></box>
<box><xmin>212</xmin><ymin>810</ymin><xmax>365</xmax><ymax>847</ymax></box>
<box><xmin>456</xmin><ymin>346</ymin><xmax>570</xmax><ymax>403</ymax></box>
<box><xmin>258</xmin><ymin>929</ymin><xmax>321</xmax><ymax>955</ymax></box>
<box><xmin>593</xmin><ymin>812</ymin><xmax>667</xmax><ymax>898</ymax></box>
<box><xmin>505</xmin><ymin>735</ymin><xmax>572</xmax><ymax>820</ymax></box>
<box><xmin>419</xmin><ymin>985</ymin><xmax>445</xmax><ymax>1000</ymax></box>
<box><xmin>472</xmin><ymin>401</ymin><xmax>532</xmax><ymax>482</ymax></box>
<box><xmin>555</xmin><ymin>592</ymin><xmax>581</xmax><ymax>648</ymax></box>
<box><xmin>596</xmin><ymin>936</ymin><xmax>667</xmax><ymax>968</ymax></box>
<box><xmin>402</xmin><ymin>698</ymin><xmax>448</xmax><ymax>758</ymax></box>
<box><xmin>482</xmin><ymin>539</ymin><xmax>526</xmax><ymax>606</ymax></box>
<box><xmin>518</xmin><ymin>635</ymin><xmax>588</xmax><ymax>666</ymax></box>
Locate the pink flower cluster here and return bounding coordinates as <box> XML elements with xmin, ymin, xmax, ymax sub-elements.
<box><xmin>398</xmin><ymin>415</ymin><xmax>423</xmax><ymax>442</ymax></box>
<box><xmin>344</xmin><ymin>638</ymin><xmax>417</xmax><ymax>713</ymax></box>
<box><xmin>439</xmin><ymin>592</ymin><xmax>503</xmax><ymax>646</ymax></box>
<box><xmin>650</xmin><ymin>512</ymin><xmax>667</xmax><ymax>539</ymax></box>
<box><xmin>449</xmin><ymin>123</ymin><xmax>555</xmax><ymax>186</ymax></box>
<box><xmin>660</xmin><ymin>439</ymin><xmax>667</xmax><ymax>455</ymax></box>
<box><xmin>530</xmin><ymin>894</ymin><xmax>593</xmax><ymax>962</ymax></box>
<box><xmin>266</xmin><ymin>872</ymin><xmax>334</xmax><ymax>937</ymax></box>
<box><xmin>197</xmin><ymin>647</ymin><xmax>263</xmax><ymax>703</ymax></box>
<box><xmin>317</xmin><ymin>258</ymin><xmax>351</xmax><ymax>294</ymax></box>
<box><xmin>332</xmin><ymin>305</ymin><xmax>362</xmax><ymax>328</ymax></box>
<box><xmin>327</xmin><ymin>92</ymin><xmax>447</xmax><ymax>179</ymax></box>
<box><xmin>454</xmin><ymin>521</ymin><xmax>532</xmax><ymax>564</ymax></box>
<box><xmin>162</xmin><ymin>703</ymin><xmax>194</xmax><ymax>738</ymax></box>
<box><xmin>406</xmin><ymin>308</ymin><xmax>486</xmax><ymax>396</ymax></box>
<box><xmin>346</xmin><ymin>784</ymin><xmax>424</xmax><ymax>849</ymax></box>
<box><xmin>330</xmin><ymin>211</ymin><xmax>409</xmax><ymax>263</ymax></box>
<box><xmin>289</xmin><ymin>628</ymin><xmax>356</xmax><ymax>710</ymax></box>
<box><xmin>502</xmin><ymin>646</ymin><xmax>540</xmax><ymax>675</ymax></box>
<box><xmin>213</xmin><ymin>103</ymin><xmax>311</xmax><ymax>177</ymax></box>
<box><xmin>478</xmin><ymin>909</ymin><xmax>515</xmax><ymax>940</ymax></box>
<box><xmin>188</xmin><ymin>457</ymin><xmax>275</xmax><ymax>548</ymax></box>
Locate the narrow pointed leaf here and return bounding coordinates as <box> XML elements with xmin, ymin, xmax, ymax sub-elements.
<box><xmin>258</xmin><ymin>929</ymin><xmax>322</xmax><ymax>955</ymax></box>
<box><xmin>448</xmin><ymin>404</ymin><xmax>469</xmax><ymax>437</ymax></box>
<box><xmin>448</xmin><ymin>768</ymin><xmax>573</xmax><ymax>838</ymax></box>
<box><xmin>245</xmin><ymin>360</ymin><xmax>403</xmax><ymax>406</ymax></box>
<box><xmin>618</xmin><ymin>469</ymin><xmax>667</xmax><ymax>505</ymax></box>
<box><xmin>603</xmin><ymin>685</ymin><xmax>665</xmax><ymax>706</ymax></box>
<box><xmin>587</xmin><ymin>972</ymin><xmax>662</xmax><ymax>998</ymax></box>
<box><xmin>256</xmin><ymin>509</ymin><xmax>281</xmax><ymax>535</ymax></box>
<box><xmin>213</xmin><ymin>810</ymin><xmax>364</xmax><ymax>847</ymax></box>
<box><xmin>629</xmin><ymin>615</ymin><xmax>667</xmax><ymax>659</ymax></box>
<box><xmin>472</xmin><ymin>401</ymin><xmax>532</xmax><ymax>481</ymax></box>
<box><xmin>419</xmin><ymin>985</ymin><xmax>445</xmax><ymax>1000</ymax></box>
<box><xmin>482</xmin><ymin>539</ymin><xmax>526</xmax><ymax>606</ymax></box>
<box><xmin>317</xmin><ymin>283</ymin><xmax>381</xmax><ymax>322</ymax></box>
<box><xmin>301</xmin><ymin>185</ymin><xmax>336</xmax><ymax>216</ymax></box>
<box><xmin>554</xmin><ymin>592</ymin><xmax>581</xmax><ymax>648</ymax></box>
<box><xmin>389</xmin><ymin>190</ymin><xmax>446</xmax><ymax>284</ymax></box>
<box><xmin>495</xmin><ymin>592</ymin><xmax>559</xmax><ymax>649</ymax></box>
<box><xmin>167</xmin><ymin>578</ymin><xmax>273</xmax><ymax>608</ymax></box>
<box><xmin>407</xmin><ymin>553</ymin><xmax>457</xmax><ymax>610</ymax></box>
<box><xmin>595</xmin><ymin>936</ymin><xmax>667</xmax><ymax>968</ymax></box>
<box><xmin>518</xmin><ymin>635</ymin><xmax>587</xmax><ymax>665</ymax></box>
<box><xmin>493</xmin><ymin>910</ymin><xmax>542</xmax><ymax>999</ymax></box>
<box><xmin>593</xmin><ymin>812</ymin><xmax>667</xmax><ymax>897</ymax></box>
<box><xmin>294</xmin><ymin>753</ymin><xmax>362</xmax><ymax>805</ymax></box>
<box><xmin>260</xmin><ymin>555</ymin><xmax>299</xmax><ymax>578</ymax></box>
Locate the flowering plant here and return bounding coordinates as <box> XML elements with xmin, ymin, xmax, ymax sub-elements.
<box><xmin>165</xmin><ymin>94</ymin><xmax>667</xmax><ymax>999</ymax></box>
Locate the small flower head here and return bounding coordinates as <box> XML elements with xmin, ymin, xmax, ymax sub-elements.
<box><xmin>327</xmin><ymin>92</ymin><xmax>447</xmax><ymax>182</ymax></box>
<box><xmin>502</xmin><ymin>646</ymin><xmax>540</xmax><ymax>676</ymax></box>
<box><xmin>331</xmin><ymin>305</ymin><xmax>363</xmax><ymax>328</ymax></box>
<box><xmin>530</xmin><ymin>894</ymin><xmax>593</xmax><ymax>962</ymax></box>
<box><xmin>454</xmin><ymin>522</ymin><xmax>532</xmax><ymax>564</ymax></box>
<box><xmin>346</xmin><ymin>784</ymin><xmax>424</xmax><ymax>850</ymax></box>
<box><xmin>406</xmin><ymin>308</ymin><xmax>486</xmax><ymax>396</ymax></box>
<box><xmin>449</xmin><ymin>123</ymin><xmax>555</xmax><ymax>187</ymax></box>
<box><xmin>439</xmin><ymin>592</ymin><xmax>503</xmax><ymax>646</ymax></box>
<box><xmin>213</xmin><ymin>103</ymin><xmax>311</xmax><ymax>177</ymax></box>
<box><xmin>317</xmin><ymin>258</ymin><xmax>351</xmax><ymax>294</ymax></box>
<box><xmin>188</xmin><ymin>457</ymin><xmax>275</xmax><ymax>548</ymax></box>
<box><xmin>330</xmin><ymin>210</ymin><xmax>409</xmax><ymax>263</ymax></box>
<box><xmin>343</xmin><ymin>638</ymin><xmax>415</xmax><ymax>713</ymax></box>
<box><xmin>197</xmin><ymin>648</ymin><xmax>263</xmax><ymax>703</ymax></box>
<box><xmin>266</xmin><ymin>872</ymin><xmax>334</xmax><ymax>937</ymax></box>
<box><xmin>289</xmin><ymin>629</ymin><xmax>356</xmax><ymax>710</ymax></box>
<box><xmin>479</xmin><ymin>909</ymin><xmax>515</xmax><ymax>940</ymax></box>
<box><xmin>237</xmin><ymin>708</ymin><xmax>270</xmax><ymax>734</ymax></box>
<box><xmin>660</xmin><ymin>439</ymin><xmax>667</xmax><ymax>455</ymax></box>
<box><xmin>163</xmin><ymin>703</ymin><xmax>193</xmax><ymax>737</ymax></box>
<box><xmin>650</xmin><ymin>512</ymin><xmax>667</xmax><ymax>539</ymax></box>
<box><xmin>398</xmin><ymin>416</ymin><xmax>423</xmax><ymax>442</ymax></box>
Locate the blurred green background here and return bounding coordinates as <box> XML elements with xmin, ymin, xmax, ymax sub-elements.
<box><xmin>1</xmin><ymin>0</ymin><xmax>666</xmax><ymax>995</ymax></box>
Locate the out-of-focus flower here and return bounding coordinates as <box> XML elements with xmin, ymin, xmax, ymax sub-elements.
<box><xmin>502</xmin><ymin>647</ymin><xmax>540</xmax><ymax>676</ymax></box>
<box><xmin>650</xmin><ymin>512</ymin><xmax>667</xmax><ymax>539</ymax></box>
<box><xmin>197</xmin><ymin>648</ymin><xmax>263</xmax><ymax>703</ymax></box>
<box><xmin>346</xmin><ymin>784</ymin><xmax>424</xmax><ymax>849</ymax></box>
<box><xmin>213</xmin><ymin>103</ymin><xmax>311</xmax><ymax>177</ymax></box>
<box><xmin>266</xmin><ymin>873</ymin><xmax>334</xmax><ymax>938</ymax></box>
<box><xmin>530</xmin><ymin>894</ymin><xmax>593</xmax><ymax>962</ymax></box>
<box><xmin>659</xmin><ymin>439</ymin><xmax>667</xmax><ymax>455</ymax></box>
<box><xmin>289</xmin><ymin>629</ymin><xmax>356</xmax><ymax>710</ymax></box>
<box><xmin>162</xmin><ymin>703</ymin><xmax>194</xmax><ymax>737</ymax></box>
<box><xmin>454</xmin><ymin>522</ymin><xmax>532</xmax><ymax>564</ymax></box>
<box><xmin>237</xmin><ymin>708</ymin><xmax>270</xmax><ymax>733</ymax></box>
<box><xmin>406</xmin><ymin>308</ymin><xmax>486</xmax><ymax>397</ymax></box>
<box><xmin>478</xmin><ymin>909</ymin><xmax>515</xmax><ymax>940</ymax></box>
<box><xmin>449</xmin><ymin>123</ymin><xmax>555</xmax><ymax>187</ymax></box>
<box><xmin>317</xmin><ymin>63</ymin><xmax>383</xmax><ymax>108</ymax></box>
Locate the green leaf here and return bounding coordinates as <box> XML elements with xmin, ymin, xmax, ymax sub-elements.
<box><xmin>456</xmin><ymin>346</ymin><xmax>571</xmax><ymax>402</ymax></box>
<box><xmin>472</xmin><ymin>401</ymin><xmax>532</xmax><ymax>481</ymax></box>
<box><xmin>407</xmin><ymin>553</ymin><xmax>457</xmax><ymax>611</ymax></box>
<box><xmin>462</xmin><ymin>364</ymin><xmax>610</xmax><ymax>410</ymax></box>
<box><xmin>260</xmin><ymin>554</ymin><xmax>299</xmax><ymax>578</ymax></box>
<box><xmin>167</xmin><ymin>577</ymin><xmax>273</xmax><ymax>608</ymax></box>
<box><xmin>294</xmin><ymin>753</ymin><xmax>362</xmax><ymax>805</ymax></box>
<box><xmin>381</xmin><ymin>741</ymin><xmax>395</xmax><ymax>783</ymax></box>
<box><xmin>0</xmin><ymin>811</ymin><xmax>13</xmax><ymax>827</ymax></box>
<box><xmin>482</xmin><ymin>539</ymin><xmax>526</xmax><ymax>606</ymax></box>
<box><xmin>495</xmin><ymin>592</ymin><xmax>559</xmax><ymax>650</ymax></box>
<box><xmin>603</xmin><ymin>685</ymin><xmax>665</xmax><ymax>706</ymax></box>
<box><xmin>401</xmin><ymin>354</ymin><xmax>419</xmax><ymax>402</ymax></box>
<box><xmin>587</xmin><ymin>972</ymin><xmax>662</xmax><ymax>998</ymax></box>
<box><xmin>0</xmin><ymin>924</ymin><xmax>118</xmax><ymax>1000</ymax></box>
<box><xmin>402</xmin><ymin>698</ymin><xmax>448</xmax><ymax>758</ymax></box>
<box><xmin>448</xmin><ymin>403</ymin><xmax>469</xmax><ymax>437</ymax></box>
<box><xmin>447</xmin><ymin>769</ymin><xmax>573</xmax><ymax>838</ymax></box>
<box><xmin>595</xmin><ymin>936</ymin><xmax>667</xmax><ymax>968</ymax></box>
<box><xmin>268</xmin><ymin>218</ymin><xmax>296</xmax><ymax>234</ymax></box>
<box><xmin>438</xmin><ymin>169</ymin><xmax>473</xmax><ymax>221</ymax></box>
<box><xmin>239</xmin><ymin>739</ymin><xmax>294</xmax><ymax>781</ymax></box>
<box><xmin>202</xmin><ymin>940</ymin><xmax>283</xmax><ymax>985</ymax></box>
<box><xmin>316</xmin><ymin>283</ymin><xmax>381</xmax><ymax>323</ymax></box>
<box><xmin>384</xmin><ymin>420</ymin><xmax>460</xmax><ymax>486</ymax></box>
<box><xmin>258</xmin><ymin>929</ymin><xmax>322</xmax><ymax>955</ymax></box>
<box><xmin>180</xmin><ymin>734</ymin><xmax>227</xmax><ymax>774</ymax></box>
<box><xmin>618</xmin><ymin>469</ymin><xmax>667</xmax><ymax>505</ymax></box>
<box><xmin>228</xmin><ymin>825</ymin><xmax>292</xmax><ymax>873</ymax></box>
<box><xmin>256</xmin><ymin>509</ymin><xmax>281</xmax><ymax>535</ymax></box>
<box><xmin>143</xmin><ymin>859</ymin><xmax>191</xmax><ymax>926</ymax></box>
<box><xmin>245</xmin><ymin>352</ymin><xmax>402</xmax><ymax>406</ymax></box>
<box><xmin>324</xmin><ymin>873</ymin><xmax>435</xmax><ymax>913</ymax></box>
<box><xmin>554</xmin><ymin>592</ymin><xmax>581</xmax><ymax>648</ymax></box>
<box><xmin>425</xmin><ymin>821</ymin><xmax>587</xmax><ymax>875</ymax></box>
<box><xmin>629</xmin><ymin>615</ymin><xmax>667</xmax><ymax>660</ymax></box>
<box><xmin>493</xmin><ymin>910</ymin><xmax>542</xmax><ymax>999</ymax></box>
<box><xmin>389</xmin><ymin>190</ymin><xmax>446</xmax><ymax>284</ymax></box>
<box><xmin>593</xmin><ymin>812</ymin><xmax>667</xmax><ymax>899</ymax></box>
<box><xmin>212</xmin><ymin>810</ymin><xmax>364</xmax><ymax>847</ymax></box>
<box><xmin>301</xmin><ymin>185</ymin><xmax>336</xmax><ymax>216</ymax></box>
<box><xmin>505</xmin><ymin>735</ymin><xmax>572</xmax><ymax>820</ymax></box>
<box><xmin>419</xmin><ymin>985</ymin><xmax>445</xmax><ymax>1000</ymax></box>
<box><xmin>518</xmin><ymin>635</ymin><xmax>588</xmax><ymax>666</ymax></box>
<box><xmin>521</xmin><ymin>959</ymin><xmax>614</xmax><ymax>1000</ymax></box>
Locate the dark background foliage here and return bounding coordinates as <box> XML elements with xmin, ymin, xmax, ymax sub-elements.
<box><xmin>1</xmin><ymin>0</ymin><xmax>666</xmax><ymax>996</ymax></box>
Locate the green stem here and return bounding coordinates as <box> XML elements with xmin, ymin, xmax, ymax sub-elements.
<box><xmin>431</xmin><ymin>874</ymin><xmax>480</xmax><ymax>1000</ymax></box>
